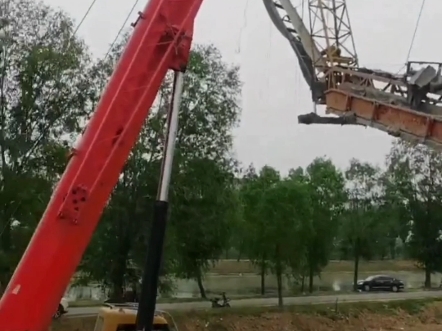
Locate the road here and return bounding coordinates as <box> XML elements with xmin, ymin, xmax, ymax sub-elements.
<box><xmin>67</xmin><ymin>290</ymin><xmax>442</xmax><ymax>317</ymax></box>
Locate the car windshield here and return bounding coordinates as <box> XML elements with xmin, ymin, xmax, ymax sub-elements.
<box><xmin>365</xmin><ymin>276</ymin><xmax>376</xmax><ymax>281</ymax></box>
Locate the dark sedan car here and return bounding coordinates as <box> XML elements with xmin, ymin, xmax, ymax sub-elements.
<box><xmin>357</xmin><ymin>275</ymin><xmax>405</xmax><ymax>292</ymax></box>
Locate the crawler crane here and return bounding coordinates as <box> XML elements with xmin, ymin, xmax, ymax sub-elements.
<box><xmin>264</xmin><ymin>0</ymin><xmax>442</xmax><ymax>150</ymax></box>
<box><xmin>0</xmin><ymin>1</ymin><xmax>439</xmax><ymax>331</ymax></box>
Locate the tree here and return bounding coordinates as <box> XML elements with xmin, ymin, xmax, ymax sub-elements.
<box><xmin>377</xmin><ymin>159</ymin><xmax>410</xmax><ymax>260</ymax></box>
<box><xmin>386</xmin><ymin>141</ymin><xmax>442</xmax><ymax>287</ymax></box>
<box><xmin>165</xmin><ymin>44</ymin><xmax>241</xmax><ymax>297</ymax></box>
<box><xmin>79</xmin><ymin>40</ymin><xmax>242</xmax><ymax>298</ymax></box>
<box><xmin>303</xmin><ymin>157</ymin><xmax>345</xmax><ymax>293</ymax></box>
<box><xmin>239</xmin><ymin>165</ymin><xmax>280</xmax><ymax>295</ymax></box>
<box><xmin>340</xmin><ymin>159</ymin><xmax>382</xmax><ymax>291</ymax></box>
<box><xmin>256</xmin><ymin>173</ymin><xmax>312</xmax><ymax>306</ymax></box>
<box><xmin>0</xmin><ymin>0</ymin><xmax>93</xmax><ymax>287</ymax></box>
<box><xmin>171</xmin><ymin>158</ymin><xmax>239</xmax><ymax>298</ymax></box>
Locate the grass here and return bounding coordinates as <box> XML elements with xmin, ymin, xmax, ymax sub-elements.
<box><xmin>172</xmin><ymin>297</ymin><xmax>442</xmax><ymax>319</ymax></box>
<box><xmin>210</xmin><ymin>259</ymin><xmax>419</xmax><ymax>274</ymax></box>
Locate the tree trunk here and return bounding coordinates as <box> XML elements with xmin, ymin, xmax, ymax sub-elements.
<box><xmin>0</xmin><ymin>216</ymin><xmax>11</xmax><ymax>253</ymax></box>
<box><xmin>196</xmin><ymin>271</ymin><xmax>207</xmax><ymax>298</ymax></box>
<box><xmin>110</xmin><ymin>271</ymin><xmax>125</xmax><ymax>302</ymax></box>
<box><xmin>109</xmin><ymin>250</ymin><xmax>128</xmax><ymax>301</ymax></box>
<box><xmin>275</xmin><ymin>263</ymin><xmax>283</xmax><ymax>307</ymax></box>
<box><xmin>424</xmin><ymin>265</ymin><xmax>432</xmax><ymax>288</ymax></box>
<box><xmin>236</xmin><ymin>244</ymin><xmax>242</xmax><ymax>261</ymax></box>
<box><xmin>0</xmin><ymin>214</ymin><xmax>11</xmax><ymax>285</ymax></box>
<box><xmin>353</xmin><ymin>253</ymin><xmax>360</xmax><ymax>292</ymax></box>
<box><xmin>260</xmin><ymin>260</ymin><xmax>266</xmax><ymax>295</ymax></box>
<box><xmin>301</xmin><ymin>273</ymin><xmax>305</xmax><ymax>293</ymax></box>
<box><xmin>308</xmin><ymin>265</ymin><xmax>314</xmax><ymax>293</ymax></box>
<box><xmin>389</xmin><ymin>240</ymin><xmax>396</xmax><ymax>260</ymax></box>
<box><xmin>109</xmin><ymin>225</ymin><xmax>131</xmax><ymax>301</ymax></box>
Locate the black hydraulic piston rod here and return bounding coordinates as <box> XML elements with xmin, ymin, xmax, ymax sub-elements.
<box><xmin>136</xmin><ymin>71</ymin><xmax>184</xmax><ymax>331</ymax></box>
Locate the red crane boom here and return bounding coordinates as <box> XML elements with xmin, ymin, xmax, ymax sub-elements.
<box><xmin>0</xmin><ymin>1</ymin><xmax>203</xmax><ymax>330</ymax></box>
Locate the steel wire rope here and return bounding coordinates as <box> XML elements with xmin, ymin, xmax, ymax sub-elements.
<box><xmin>103</xmin><ymin>0</ymin><xmax>140</xmax><ymax>62</ymax></box>
<box><xmin>405</xmin><ymin>0</ymin><xmax>426</xmax><ymax>63</ymax></box>
<box><xmin>36</xmin><ymin>0</ymin><xmax>102</xmax><ymax>112</ymax></box>
<box><xmin>37</xmin><ymin>0</ymin><xmax>100</xmax><ymax>118</ymax></box>
<box><xmin>85</xmin><ymin>0</ymin><xmax>140</xmax><ymax>118</ymax></box>
<box><xmin>395</xmin><ymin>0</ymin><xmax>426</xmax><ymax>74</ymax></box>
<box><xmin>74</xmin><ymin>0</ymin><xmax>139</xmax><ymax>150</ymax></box>
<box><xmin>71</xmin><ymin>0</ymin><xmax>100</xmax><ymax>43</ymax></box>
<box><xmin>74</xmin><ymin>0</ymin><xmax>139</xmax><ymax>144</ymax></box>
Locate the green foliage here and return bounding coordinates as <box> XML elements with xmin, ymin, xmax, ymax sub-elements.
<box><xmin>385</xmin><ymin>141</ymin><xmax>442</xmax><ymax>287</ymax></box>
<box><xmin>77</xmin><ymin>38</ymin><xmax>242</xmax><ymax>299</ymax></box>
<box><xmin>239</xmin><ymin>165</ymin><xmax>280</xmax><ymax>267</ymax></box>
<box><xmin>303</xmin><ymin>157</ymin><xmax>346</xmax><ymax>292</ymax></box>
<box><xmin>0</xmin><ymin>0</ymin><xmax>93</xmax><ymax>288</ymax></box>
<box><xmin>171</xmin><ymin>158</ymin><xmax>239</xmax><ymax>281</ymax></box>
<box><xmin>238</xmin><ymin>165</ymin><xmax>313</xmax><ymax>305</ymax></box>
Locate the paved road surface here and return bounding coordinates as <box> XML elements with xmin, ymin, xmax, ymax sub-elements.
<box><xmin>66</xmin><ymin>290</ymin><xmax>442</xmax><ymax>317</ymax></box>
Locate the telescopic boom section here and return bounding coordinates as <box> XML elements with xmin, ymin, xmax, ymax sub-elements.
<box><xmin>0</xmin><ymin>0</ymin><xmax>203</xmax><ymax>330</ymax></box>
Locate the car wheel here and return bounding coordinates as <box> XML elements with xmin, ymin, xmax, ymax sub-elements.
<box><xmin>53</xmin><ymin>304</ymin><xmax>63</xmax><ymax>319</ymax></box>
<box><xmin>391</xmin><ymin>285</ymin><xmax>398</xmax><ymax>292</ymax></box>
<box><xmin>364</xmin><ymin>284</ymin><xmax>370</xmax><ymax>292</ymax></box>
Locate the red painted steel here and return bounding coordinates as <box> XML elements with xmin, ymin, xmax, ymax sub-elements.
<box><xmin>326</xmin><ymin>89</ymin><xmax>442</xmax><ymax>146</ymax></box>
<box><xmin>0</xmin><ymin>0</ymin><xmax>203</xmax><ymax>330</ymax></box>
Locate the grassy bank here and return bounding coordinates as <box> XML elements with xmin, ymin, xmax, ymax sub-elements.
<box><xmin>175</xmin><ymin>297</ymin><xmax>440</xmax><ymax>318</ymax></box>
<box><xmin>211</xmin><ymin>259</ymin><xmax>418</xmax><ymax>274</ymax></box>
<box><xmin>53</xmin><ymin>298</ymin><xmax>442</xmax><ymax>331</ymax></box>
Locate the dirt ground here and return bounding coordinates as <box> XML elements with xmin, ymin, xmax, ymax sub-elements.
<box><xmin>177</xmin><ymin>309</ymin><xmax>442</xmax><ymax>331</ymax></box>
<box><xmin>211</xmin><ymin>260</ymin><xmax>418</xmax><ymax>274</ymax></box>
<box><xmin>174</xmin><ymin>301</ymin><xmax>442</xmax><ymax>331</ymax></box>
<box><xmin>53</xmin><ymin>300</ymin><xmax>442</xmax><ymax>331</ymax></box>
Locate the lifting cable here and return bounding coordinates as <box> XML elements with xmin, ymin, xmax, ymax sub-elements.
<box><xmin>76</xmin><ymin>0</ymin><xmax>140</xmax><ymax>140</ymax></box>
<box><xmin>72</xmin><ymin>0</ymin><xmax>100</xmax><ymax>38</ymax></box>
<box><xmin>405</xmin><ymin>0</ymin><xmax>426</xmax><ymax>63</ymax></box>
<box><xmin>49</xmin><ymin>0</ymin><xmax>99</xmax><ymax>89</ymax></box>
<box><xmin>0</xmin><ymin>0</ymin><xmax>100</xmax><ymax>239</ymax></box>
<box><xmin>103</xmin><ymin>0</ymin><xmax>140</xmax><ymax>62</ymax></box>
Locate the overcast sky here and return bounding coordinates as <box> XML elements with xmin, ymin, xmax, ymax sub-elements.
<box><xmin>42</xmin><ymin>0</ymin><xmax>439</xmax><ymax>173</ymax></box>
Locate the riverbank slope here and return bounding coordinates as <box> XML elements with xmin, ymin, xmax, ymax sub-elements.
<box><xmin>53</xmin><ymin>298</ymin><xmax>442</xmax><ymax>331</ymax></box>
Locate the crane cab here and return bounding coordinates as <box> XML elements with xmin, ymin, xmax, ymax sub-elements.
<box><xmin>93</xmin><ymin>303</ymin><xmax>170</xmax><ymax>331</ymax></box>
